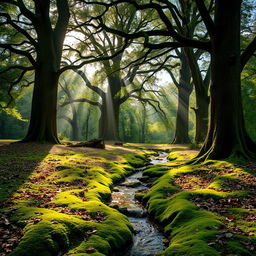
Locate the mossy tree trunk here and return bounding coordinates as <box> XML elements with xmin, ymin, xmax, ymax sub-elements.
<box><xmin>197</xmin><ymin>0</ymin><xmax>256</xmax><ymax>160</ymax></box>
<box><xmin>23</xmin><ymin>0</ymin><xmax>70</xmax><ymax>144</ymax></box>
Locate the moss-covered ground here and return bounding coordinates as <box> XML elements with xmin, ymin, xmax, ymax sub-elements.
<box><xmin>1</xmin><ymin>142</ymin><xmax>256</xmax><ymax>256</ymax></box>
<box><xmin>0</xmin><ymin>142</ymin><xmax>147</xmax><ymax>256</ymax></box>
<box><xmin>139</xmin><ymin>147</ymin><xmax>256</xmax><ymax>256</ymax></box>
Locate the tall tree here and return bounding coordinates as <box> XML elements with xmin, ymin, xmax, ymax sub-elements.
<box><xmin>0</xmin><ymin>0</ymin><xmax>70</xmax><ymax>143</ymax></box>
<box><xmin>165</xmin><ymin>49</ymin><xmax>193</xmax><ymax>144</ymax></box>
<box><xmin>91</xmin><ymin>0</ymin><xmax>256</xmax><ymax>160</ymax></box>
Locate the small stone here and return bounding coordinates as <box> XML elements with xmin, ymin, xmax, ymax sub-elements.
<box><xmin>124</xmin><ymin>181</ymin><xmax>141</xmax><ymax>188</ymax></box>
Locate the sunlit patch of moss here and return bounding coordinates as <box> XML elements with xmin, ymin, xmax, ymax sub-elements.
<box><xmin>6</xmin><ymin>150</ymin><xmax>146</xmax><ymax>256</ymax></box>
<box><xmin>142</xmin><ymin>157</ymin><xmax>256</xmax><ymax>256</ymax></box>
<box><xmin>122</xmin><ymin>153</ymin><xmax>146</xmax><ymax>167</ymax></box>
<box><xmin>167</xmin><ymin>151</ymin><xmax>196</xmax><ymax>162</ymax></box>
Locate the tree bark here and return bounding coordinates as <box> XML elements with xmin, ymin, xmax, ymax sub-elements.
<box><xmin>140</xmin><ymin>103</ymin><xmax>146</xmax><ymax>143</ymax></box>
<box><xmin>98</xmin><ymin>74</ymin><xmax>122</xmax><ymax>141</ymax></box>
<box><xmin>99</xmin><ymin>91</ymin><xmax>120</xmax><ymax>141</ymax></box>
<box><xmin>172</xmin><ymin>48</ymin><xmax>192</xmax><ymax>144</ymax></box>
<box><xmin>193</xmin><ymin>95</ymin><xmax>209</xmax><ymax>144</ymax></box>
<box><xmin>197</xmin><ymin>0</ymin><xmax>256</xmax><ymax>160</ymax></box>
<box><xmin>24</xmin><ymin>63</ymin><xmax>60</xmax><ymax>143</ymax></box>
<box><xmin>23</xmin><ymin>0</ymin><xmax>69</xmax><ymax>143</ymax></box>
<box><xmin>184</xmin><ymin>48</ymin><xmax>210</xmax><ymax>144</ymax></box>
<box><xmin>173</xmin><ymin>87</ymin><xmax>191</xmax><ymax>144</ymax></box>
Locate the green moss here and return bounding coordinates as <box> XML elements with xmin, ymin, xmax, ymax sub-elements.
<box><xmin>143</xmin><ymin>165</ymin><xmax>170</xmax><ymax>177</ymax></box>
<box><xmin>122</xmin><ymin>153</ymin><xmax>146</xmax><ymax>167</ymax></box>
<box><xmin>167</xmin><ymin>151</ymin><xmax>196</xmax><ymax>162</ymax></box>
<box><xmin>162</xmin><ymin>240</ymin><xmax>219</xmax><ymax>256</ymax></box>
<box><xmin>6</xmin><ymin>150</ymin><xmax>142</xmax><ymax>256</ymax></box>
<box><xmin>143</xmin><ymin>159</ymin><xmax>255</xmax><ymax>256</ymax></box>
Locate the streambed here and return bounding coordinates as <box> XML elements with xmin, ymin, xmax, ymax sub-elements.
<box><xmin>111</xmin><ymin>152</ymin><xmax>168</xmax><ymax>256</ymax></box>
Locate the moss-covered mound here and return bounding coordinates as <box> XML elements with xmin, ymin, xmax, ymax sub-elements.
<box><xmin>0</xmin><ymin>144</ymin><xmax>147</xmax><ymax>256</ymax></box>
<box><xmin>141</xmin><ymin>157</ymin><xmax>256</xmax><ymax>256</ymax></box>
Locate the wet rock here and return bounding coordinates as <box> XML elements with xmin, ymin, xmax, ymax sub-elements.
<box><xmin>118</xmin><ymin>208</ymin><xmax>147</xmax><ymax>218</ymax></box>
<box><xmin>123</xmin><ymin>181</ymin><xmax>141</xmax><ymax>188</ymax></box>
<box><xmin>127</xmin><ymin>209</ymin><xmax>147</xmax><ymax>218</ymax></box>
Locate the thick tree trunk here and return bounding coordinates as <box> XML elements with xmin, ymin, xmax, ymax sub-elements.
<box><xmin>99</xmin><ymin>95</ymin><xmax>120</xmax><ymax>141</ymax></box>
<box><xmin>185</xmin><ymin>48</ymin><xmax>210</xmax><ymax>144</ymax></box>
<box><xmin>23</xmin><ymin>64</ymin><xmax>59</xmax><ymax>143</ymax></box>
<box><xmin>172</xmin><ymin>49</ymin><xmax>192</xmax><ymax>144</ymax></box>
<box><xmin>197</xmin><ymin>0</ymin><xmax>256</xmax><ymax>160</ymax></box>
<box><xmin>23</xmin><ymin>0</ymin><xmax>69</xmax><ymax>144</ymax></box>
<box><xmin>193</xmin><ymin>94</ymin><xmax>209</xmax><ymax>144</ymax></box>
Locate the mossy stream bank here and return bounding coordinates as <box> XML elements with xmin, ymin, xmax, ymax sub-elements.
<box><xmin>110</xmin><ymin>152</ymin><xmax>169</xmax><ymax>256</ymax></box>
<box><xmin>0</xmin><ymin>143</ymin><xmax>255</xmax><ymax>256</ymax></box>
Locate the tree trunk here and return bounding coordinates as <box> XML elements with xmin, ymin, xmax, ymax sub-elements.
<box><xmin>23</xmin><ymin>0</ymin><xmax>69</xmax><ymax>144</ymax></box>
<box><xmin>172</xmin><ymin>48</ymin><xmax>192</xmax><ymax>144</ymax></box>
<box><xmin>141</xmin><ymin>103</ymin><xmax>146</xmax><ymax>143</ymax></box>
<box><xmin>99</xmin><ymin>94</ymin><xmax>120</xmax><ymax>141</ymax></box>
<box><xmin>197</xmin><ymin>0</ymin><xmax>256</xmax><ymax>160</ymax></box>
<box><xmin>172</xmin><ymin>87</ymin><xmax>191</xmax><ymax>144</ymax></box>
<box><xmin>23</xmin><ymin>64</ymin><xmax>59</xmax><ymax>143</ymax></box>
<box><xmin>184</xmin><ymin>48</ymin><xmax>210</xmax><ymax>144</ymax></box>
<box><xmin>70</xmin><ymin>103</ymin><xmax>79</xmax><ymax>141</ymax></box>
<box><xmin>84</xmin><ymin>108</ymin><xmax>91</xmax><ymax>140</ymax></box>
<box><xmin>0</xmin><ymin>112</ymin><xmax>5</xmax><ymax>138</ymax></box>
<box><xmin>193</xmin><ymin>93</ymin><xmax>209</xmax><ymax>144</ymax></box>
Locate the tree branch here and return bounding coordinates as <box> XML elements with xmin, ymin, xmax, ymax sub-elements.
<box><xmin>241</xmin><ymin>36</ymin><xmax>256</xmax><ymax>71</ymax></box>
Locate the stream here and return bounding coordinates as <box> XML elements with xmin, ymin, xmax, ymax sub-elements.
<box><xmin>111</xmin><ymin>152</ymin><xmax>169</xmax><ymax>256</ymax></box>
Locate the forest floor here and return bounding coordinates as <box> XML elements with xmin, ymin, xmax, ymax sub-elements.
<box><xmin>0</xmin><ymin>141</ymin><xmax>255</xmax><ymax>256</ymax></box>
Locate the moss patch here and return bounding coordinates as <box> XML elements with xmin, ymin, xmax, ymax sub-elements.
<box><xmin>0</xmin><ymin>143</ymin><xmax>147</xmax><ymax>256</ymax></box>
<box><xmin>141</xmin><ymin>153</ymin><xmax>256</xmax><ymax>256</ymax></box>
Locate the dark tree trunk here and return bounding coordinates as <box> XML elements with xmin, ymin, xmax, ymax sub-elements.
<box><xmin>24</xmin><ymin>65</ymin><xmax>59</xmax><ymax>143</ymax></box>
<box><xmin>185</xmin><ymin>48</ymin><xmax>210</xmax><ymax>144</ymax></box>
<box><xmin>141</xmin><ymin>103</ymin><xmax>146</xmax><ymax>143</ymax></box>
<box><xmin>84</xmin><ymin>108</ymin><xmax>91</xmax><ymax>140</ymax></box>
<box><xmin>23</xmin><ymin>0</ymin><xmax>69</xmax><ymax>144</ymax></box>
<box><xmin>172</xmin><ymin>48</ymin><xmax>192</xmax><ymax>144</ymax></box>
<box><xmin>193</xmin><ymin>95</ymin><xmax>209</xmax><ymax>144</ymax></box>
<box><xmin>99</xmin><ymin>76</ymin><xmax>121</xmax><ymax>141</ymax></box>
<box><xmin>71</xmin><ymin>109</ymin><xmax>79</xmax><ymax>141</ymax></box>
<box><xmin>197</xmin><ymin>0</ymin><xmax>256</xmax><ymax>160</ymax></box>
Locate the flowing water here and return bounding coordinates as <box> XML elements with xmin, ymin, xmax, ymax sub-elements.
<box><xmin>111</xmin><ymin>152</ymin><xmax>169</xmax><ymax>256</ymax></box>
